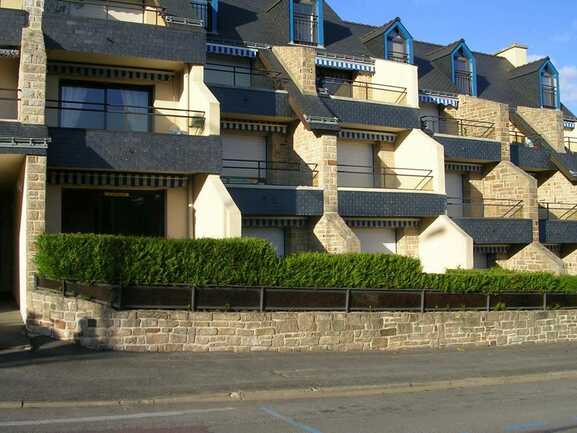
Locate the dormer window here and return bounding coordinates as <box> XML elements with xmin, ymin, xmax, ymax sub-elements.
<box><xmin>540</xmin><ymin>62</ymin><xmax>559</xmax><ymax>109</ymax></box>
<box><xmin>383</xmin><ymin>20</ymin><xmax>414</xmax><ymax>64</ymax></box>
<box><xmin>451</xmin><ymin>42</ymin><xmax>477</xmax><ymax>96</ymax></box>
<box><xmin>191</xmin><ymin>0</ymin><xmax>218</xmax><ymax>32</ymax></box>
<box><xmin>290</xmin><ymin>0</ymin><xmax>324</xmax><ymax>46</ymax></box>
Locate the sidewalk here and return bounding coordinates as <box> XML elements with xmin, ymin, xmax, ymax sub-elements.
<box><xmin>0</xmin><ymin>304</ymin><xmax>30</xmax><ymax>352</ymax></box>
<box><xmin>1</xmin><ymin>339</ymin><xmax>577</xmax><ymax>407</ymax></box>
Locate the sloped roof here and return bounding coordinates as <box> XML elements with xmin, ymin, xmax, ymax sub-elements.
<box><xmin>358</xmin><ymin>17</ymin><xmax>400</xmax><ymax>44</ymax></box>
<box><xmin>509</xmin><ymin>57</ymin><xmax>549</xmax><ymax>79</ymax></box>
<box><xmin>563</xmin><ymin>104</ymin><xmax>577</xmax><ymax>121</ymax></box>
<box><xmin>427</xmin><ymin>39</ymin><xmax>465</xmax><ymax>61</ymax></box>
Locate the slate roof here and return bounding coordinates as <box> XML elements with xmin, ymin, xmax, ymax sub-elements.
<box><xmin>562</xmin><ymin>104</ymin><xmax>577</xmax><ymax>121</ymax></box>
<box><xmin>509</xmin><ymin>57</ymin><xmax>549</xmax><ymax>79</ymax></box>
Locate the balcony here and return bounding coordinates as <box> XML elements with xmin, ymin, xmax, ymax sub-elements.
<box><xmin>222</xmin><ymin>159</ymin><xmax>318</xmax><ymax>187</ymax></box>
<box><xmin>387</xmin><ymin>50</ymin><xmax>409</xmax><ymax>64</ymax></box>
<box><xmin>449</xmin><ymin>198</ymin><xmax>532</xmax><ymax>245</ymax></box>
<box><xmin>422</xmin><ymin>116</ymin><xmax>501</xmax><ymax>163</ymax></box>
<box><xmin>539</xmin><ymin>202</ymin><xmax>577</xmax><ymax>244</ymax></box>
<box><xmin>43</xmin><ymin>0</ymin><xmax>206</xmax><ymax>64</ymax></box>
<box><xmin>45</xmin><ymin>99</ymin><xmax>219</xmax><ymax>174</ymax></box>
<box><xmin>0</xmin><ymin>5</ymin><xmax>27</xmax><ymax>46</ymax></box>
<box><xmin>337</xmin><ymin>165</ymin><xmax>433</xmax><ymax>191</ymax></box>
<box><xmin>542</xmin><ymin>84</ymin><xmax>557</xmax><ymax>109</ymax></box>
<box><xmin>455</xmin><ymin>70</ymin><xmax>472</xmax><ymax>95</ymax></box>
<box><xmin>293</xmin><ymin>12</ymin><xmax>318</xmax><ymax>46</ymax></box>
<box><xmin>318</xmin><ymin>77</ymin><xmax>408</xmax><ymax>106</ymax></box>
<box><xmin>510</xmin><ymin>131</ymin><xmax>554</xmax><ymax>171</ymax></box>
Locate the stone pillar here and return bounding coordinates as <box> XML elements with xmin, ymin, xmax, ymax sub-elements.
<box><xmin>397</xmin><ymin>227</ymin><xmax>419</xmax><ymax>258</ymax></box>
<box><xmin>292</xmin><ymin>122</ymin><xmax>360</xmax><ymax>253</ymax></box>
<box><xmin>272</xmin><ymin>45</ymin><xmax>317</xmax><ymax>95</ymax></box>
<box><xmin>516</xmin><ymin>106</ymin><xmax>565</xmax><ymax>152</ymax></box>
<box><xmin>19</xmin><ymin>0</ymin><xmax>46</xmax><ymax>125</ymax></box>
<box><xmin>21</xmin><ymin>155</ymin><xmax>47</xmax><ymax>319</ymax></box>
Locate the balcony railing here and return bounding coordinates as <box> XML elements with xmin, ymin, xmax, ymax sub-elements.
<box><xmin>565</xmin><ymin>137</ymin><xmax>577</xmax><ymax>153</ymax></box>
<box><xmin>45</xmin><ymin>0</ymin><xmax>166</xmax><ymax>26</ymax></box>
<box><xmin>542</xmin><ymin>85</ymin><xmax>557</xmax><ymax>108</ymax></box>
<box><xmin>293</xmin><ymin>12</ymin><xmax>318</xmax><ymax>45</ymax></box>
<box><xmin>337</xmin><ymin>165</ymin><xmax>433</xmax><ymax>191</ymax></box>
<box><xmin>387</xmin><ymin>50</ymin><xmax>409</xmax><ymax>64</ymax></box>
<box><xmin>455</xmin><ymin>70</ymin><xmax>472</xmax><ymax>95</ymax></box>
<box><xmin>318</xmin><ymin>77</ymin><xmax>407</xmax><ymax>105</ymax></box>
<box><xmin>45</xmin><ymin>99</ymin><xmax>205</xmax><ymax>135</ymax></box>
<box><xmin>222</xmin><ymin>159</ymin><xmax>318</xmax><ymax>187</ymax></box>
<box><xmin>448</xmin><ymin>197</ymin><xmax>524</xmax><ymax>219</ymax></box>
<box><xmin>539</xmin><ymin>202</ymin><xmax>577</xmax><ymax>221</ymax></box>
<box><xmin>190</xmin><ymin>1</ymin><xmax>210</xmax><ymax>30</ymax></box>
<box><xmin>421</xmin><ymin>116</ymin><xmax>495</xmax><ymax>140</ymax></box>
<box><xmin>0</xmin><ymin>88</ymin><xmax>19</xmax><ymax>120</ymax></box>
<box><xmin>205</xmin><ymin>63</ymin><xmax>282</xmax><ymax>90</ymax></box>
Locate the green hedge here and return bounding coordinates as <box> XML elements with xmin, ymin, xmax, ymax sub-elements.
<box><xmin>35</xmin><ymin>234</ymin><xmax>577</xmax><ymax>294</ymax></box>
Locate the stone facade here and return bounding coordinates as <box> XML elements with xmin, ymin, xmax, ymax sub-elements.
<box><xmin>272</xmin><ymin>45</ymin><xmax>317</xmax><ymax>95</ymax></box>
<box><xmin>18</xmin><ymin>27</ymin><xmax>46</xmax><ymax>125</ymax></box>
<box><xmin>498</xmin><ymin>242</ymin><xmax>565</xmax><ymax>274</ymax></box>
<box><xmin>538</xmin><ymin>171</ymin><xmax>577</xmax><ymax>218</ymax></box>
<box><xmin>516</xmin><ymin>106</ymin><xmax>565</xmax><ymax>152</ymax></box>
<box><xmin>313</xmin><ymin>213</ymin><xmax>360</xmax><ymax>254</ymax></box>
<box><xmin>397</xmin><ymin>227</ymin><xmax>419</xmax><ymax>258</ymax></box>
<box><xmin>28</xmin><ymin>291</ymin><xmax>577</xmax><ymax>353</ymax></box>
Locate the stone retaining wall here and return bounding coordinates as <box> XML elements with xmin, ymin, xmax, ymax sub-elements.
<box><xmin>28</xmin><ymin>291</ymin><xmax>577</xmax><ymax>353</ymax></box>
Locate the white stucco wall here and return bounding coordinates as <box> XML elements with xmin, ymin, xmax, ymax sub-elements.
<box><xmin>373</xmin><ymin>58</ymin><xmax>419</xmax><ymax>108</ymax></box>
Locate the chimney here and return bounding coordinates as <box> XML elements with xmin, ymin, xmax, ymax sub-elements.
<box><xmin>495</xmin><ymin>43</ymin><xmax>528</xmax><ymax>68</ymax></box>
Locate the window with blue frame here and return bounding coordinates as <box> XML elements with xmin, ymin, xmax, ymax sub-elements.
<box><xmin>291</xmin><ymin>0</ymin><xmax>324</xmax><ymax>46</ymax></box>
<box><xmin>191</xmin><ymin>0</ymin><xmax>217</xmax><ymax>32</ymax></box>
<box><xmin>451</xmin><ymin>43</ymin><xmax>477</xmax><ymax>96</ymax></box>
<box><xmin>540</xmin><ymin>62</ymin><xmax>560</xmax><ymax>109</ymax></box>
<box><xmin>384</xmin><ymin>21</ymin><xmax>414</xmax><ymax>64</ymax></box>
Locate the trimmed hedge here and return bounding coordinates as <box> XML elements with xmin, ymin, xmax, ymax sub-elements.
<box><xmin>35</xmin><ymin>234</ymin><xmax>577</xmax><ymax>294</ymax></box>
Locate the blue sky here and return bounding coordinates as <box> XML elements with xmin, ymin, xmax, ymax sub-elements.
<box><xmin>329</xmin><ymin>0</ymin><xmax>577</xmax><ymax>114</ymax></box>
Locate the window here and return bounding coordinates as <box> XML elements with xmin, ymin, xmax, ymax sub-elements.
<box><xmin>191</xmin><ymin>0</ymin><xmax>211</xmax><ymax>31</ymax></box>
<box><xmin>316</xmin><ymin>67</ymin><xmax>355</xmax><ymax>98</ymax></box>
<box><xmin>541</xmin><ymin>63</ymin><xmax>559</xmax><ymax>109</ymax></box>
<box><xmin>62</xmin><ymin>189</ymin><xmax>165</xmax><ymax>237</ymax></box>
<box><xmin>451</xmin><ymin>43</ymin><xmax>476</xmax><ymax>96</ymax></box>
<box><xmin>387</xmin><ymin>30</ymin><xmax>407</xmax><ymax>63</ymax></box>
<box><xmin>455</xmin><ymin>55</ymin><xmax>472</xmax><ymax>95</ymax></box>
<box><xmin>291</xmin><ymin>0</ymin><xmax>323</xmax><ymax>46</ymax></box>
<box><xmin>59</xmin><ymin>82</ymin><xmax>152</xmax><ymax>132</ymax></box>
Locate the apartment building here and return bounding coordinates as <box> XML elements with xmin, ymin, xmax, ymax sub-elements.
<box><xmin>1</xmin><ymin>0</ymin><xmax>576</xmax><ymax>317</ymax></box>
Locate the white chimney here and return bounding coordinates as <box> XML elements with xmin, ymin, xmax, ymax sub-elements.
<box><xmin>495</xmin><ymin>43</ymin><xmax>528</xmax><ymax>68</ymax></box>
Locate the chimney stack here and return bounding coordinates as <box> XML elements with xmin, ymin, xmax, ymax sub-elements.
<box><xmin>495</xmin><ymin>43</ymin><xmax>528</xmax><ymax>68</ymax></box>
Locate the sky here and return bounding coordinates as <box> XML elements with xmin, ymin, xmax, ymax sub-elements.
<box><xmin>329</xmin><ymin>0</ymin><xmax>577</xmax><ymax>114</ymax></box>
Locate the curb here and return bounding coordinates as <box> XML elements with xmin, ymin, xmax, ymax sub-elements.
<box><xmin>2</xmin><ymin>369</ymin><xmax>577</xmax><ymax>410</ymax></box>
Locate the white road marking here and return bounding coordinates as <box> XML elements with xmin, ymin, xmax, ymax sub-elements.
<box><xmin>0</xmin><ymin>407</ymin><xmax>235</xmax><ymax>427</ymax></box>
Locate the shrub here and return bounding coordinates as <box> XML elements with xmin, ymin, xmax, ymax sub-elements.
<box><xmin>35</xmin><ymin>234</ymin><xmax>280</xmax><ymax>287</ymax></box>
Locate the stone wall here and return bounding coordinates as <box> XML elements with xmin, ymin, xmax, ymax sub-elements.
<box><xmin>446</xmin><ymin>95</ymin><xmax>510</xmax><ymax>160</ymax></box>
<box><xmin>397</xmin><ymin>227</ymin><xmax>419</xmax><ymax>258</ymax></box>
<box><xmin>516</xmin><ymin>106</ymin><xmax>565</xmax><ymax>153</ymax></box>
<box><xmin>28</xmin><ymin>291</ymin><xmax>577</xmax><ymax>353</ymax></box>
<box><xmin>538</xmin><ymin>171</ymin><xmax>577</xmax><ymax>218</ymax></box>
<box><xmin>271</xmin><ymin>45</ymin><xmax>317</xmax><ymax>95</ymax></box>
<box><xmin>498</xmin><ymin>242</ymin><xmax>565</xmax><ymax>275</ymax></box>
<box><xmin>312</xmin><ymin>213</ymin><xmax>360</xmax><ymax>254</ymax></box>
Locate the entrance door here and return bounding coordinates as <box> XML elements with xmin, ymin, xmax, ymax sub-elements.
<box><xmin>445</xmin><ymin>172</ymin><xmax>464</xmax><ymax>218</ymax></box>
<box><xmin>353</xmin><ymin>228</ymin><xmax>397</xmax><ymax>254</ymax></box>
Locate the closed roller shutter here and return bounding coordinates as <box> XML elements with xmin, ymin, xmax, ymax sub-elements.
<box><xmin>338</xmin><ymin>140</ymin><xmax>374</xmax><ymax>188</ymax></box>
<box><xmin>243</xmin><ymin>227</ymin><xmax>285</xmax><ymax>257</ymax></box>
<box><xmin>353</xmin><ymin>228</ymin><xmax>397</xmax><ymax>254</ymax></box>
<box><xmin>223</xmin><ymin>133</ymin><xmax>267</xmax><ymax>182</ymax></box>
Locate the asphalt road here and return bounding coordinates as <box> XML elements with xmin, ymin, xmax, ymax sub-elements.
<box><xmin>1</xmin><ymin>377</ymin><xmax>577</xmax><ymax>433</ymax></box>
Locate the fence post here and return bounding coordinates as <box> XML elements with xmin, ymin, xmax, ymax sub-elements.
<box><xmin>117</xmin><ymin>285</ymin><xmax>123</xmax><ymax>310</ymax></box>
<box><xmin>190</xmin><ymin>287</ymin><xmax>196</xmax><ymax>312</ymax></box>
<box><xmin>260</xmin><ymin>287</ymin><xmax>266</xmax><ymax>312</ymax></box>
<box><xmin>486</xmin><ymin>294</ymin><xmax>491</xmax><ymax>312</ymax></box>
<box><xmin>420</xmin><ymin>290</ymin><xmax>426</xmax><ymax>313</ymax></box>
<box><xmin>345</xmin><ymin>289</ymin><xmax>351</xmax><ymax>313</ymax></box>
<box><xmin>543</xmin><ymin>292</ymin><xmax>548</xmax><ymax>311</ymax></box>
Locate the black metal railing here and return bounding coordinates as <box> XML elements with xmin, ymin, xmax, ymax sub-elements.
<box><xmin>205</xmin><ymin>63</ymin><xmax>282</xmax><ymax>90</ymax></box>
<box><xmin>318</xmin><ymin>77</ymin><xmax>408</xmax><ymax>105</ymax></box>
<box><xmin>45</xmin><ymin>0</ymin><xmax>166</xmax><ymax>26</ymax></box>
<box><xmin>509</xmin><ymin>130</ymin><xmax>538</xmax><ymax>148</ymax></box>
<box><xmin>45</xmin><ymin>99</ymin><xmax>205</xmax><ymax>135</ymax></box>
<box><xmin>337</xmin><ymin>165</ymin><xmax>433</xmax><ymax>191</ymax></box>
<box><xmin>565</xmin><ymin>137</ymin><xmax>577</xmax><ymax>153</ymax></box>
<box><xmin>539</xmin><ymin>202</ymin><xmax>577</xmax><ymax>221</ymax></box>
<box><xmin>38</xmin><ymin>277</ymin><xmax>577</xmax><ymax>313</ymax></box>
<box><xmin>222</xmin><ymin>159</ymin><xmax>318</xmax><ymax>186</ymax></box>
<box><xmin>447</xmin><ymin>197</ymin><xmax>524</xmax><ymax>219</ymax></box>
<box><xmin>0</xmin><ymin>88</ymin><xmax>19</xmax><ymax>120</ymax></box>
<box><xmin>455</xmin><ymin>70</ymin><xmax>473</xmax><ymax>95</ymax></box>
<box><xmin>293</xmin><ymin>12</ymin><xmax>318</xmax><ymax>45</ymax></box>
<box><xmin>190</xmin><ymin>0</ymin><xmax>210</xmax><ymax>30</ymax></box>
<box><xmin>542</xmin><ymin>84</ymin><xmax>557</xmax><ymax>108</ymax></box>
<box><xmin>387</xmin><ymin>50</ymin><xmax>409</xmax><ymax>63</ymax></box>
<box><xmin>421</xmin><ymin>116</ymin><xmax>495</xmax><ymax>139</ymax></box>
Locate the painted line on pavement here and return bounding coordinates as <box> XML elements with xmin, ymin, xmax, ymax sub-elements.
<box><xmin>260</xmin><ymin>406</ymin><xmax>323</xmax><ymax>433</ymax></box>
<box><xmin>0</xmin><ymin>407</ymin><xmax>235</xmax><ymax>427</ymax></box>
<box><xmin>505</xmin><ymin>421</ymin><xmax>547</xmax><ymax>431</ymax></box>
